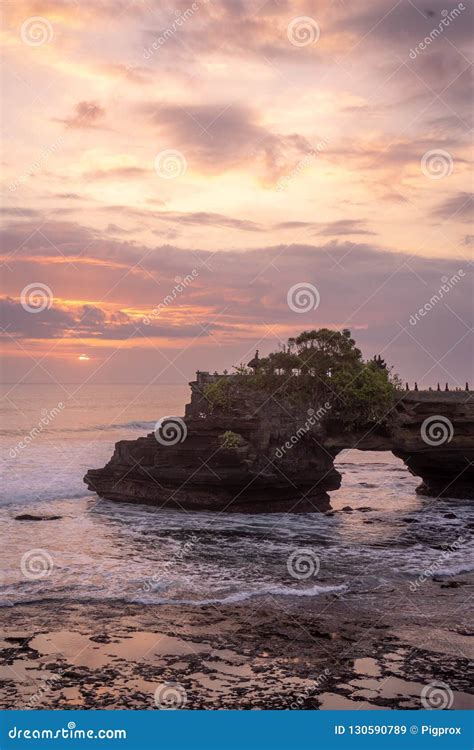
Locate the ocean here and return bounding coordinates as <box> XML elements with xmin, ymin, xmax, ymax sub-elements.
<box><xmin>1</xmin><ymin>384</ymin><xmax>472</xmax><ymax>609</ymax></box>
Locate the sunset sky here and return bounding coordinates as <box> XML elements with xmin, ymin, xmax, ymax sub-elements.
<box><xmin>1</xmin><ymin>0</ymin><xmax>472</xmax><ymax>386</ymax></box>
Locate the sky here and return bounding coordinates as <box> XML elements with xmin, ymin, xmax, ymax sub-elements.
<box><xmin>1</xmin><ymin>0</ymin><xmax>472</xmax><ymax>386</ymax></box>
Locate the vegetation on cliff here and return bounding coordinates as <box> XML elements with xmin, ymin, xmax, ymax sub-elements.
<box><xmin>202</xmin><ymin>378</ymin><xmax>235</xmax><ymax>412</ymax></box>
<box><xmin>219</xmin><ymin>430</ymin><xmax>244</xmax><ymax>448</ymax></box>
<box><xmin>204</xmin><ymin>328</ymin><xmax>401</xmax><ymax>428</ymax></box>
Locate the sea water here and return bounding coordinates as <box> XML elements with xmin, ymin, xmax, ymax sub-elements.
<box><xmin>1</xmin><ymin>384</ymin><xmax>472</xmax><ymax>608</ymax></box>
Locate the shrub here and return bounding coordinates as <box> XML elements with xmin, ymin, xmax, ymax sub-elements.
<box><xmin>203</xmin><ymin>378</ymin><xmax>235</xmax><ymax>412</ymax></box>
<box><xmin>219</xmin><ymin>430</ymin><xmax>243</xmax><ymax>448</ymax></box>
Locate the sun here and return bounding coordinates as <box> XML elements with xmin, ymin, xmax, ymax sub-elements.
<box><xmin>78</xmin><ymin>354</ymin><xmax>90</xmax><ymax>361</ymax></box>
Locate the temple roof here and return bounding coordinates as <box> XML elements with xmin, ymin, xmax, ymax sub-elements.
<box><xmin>247</xmin><ymin>350</ymin><xmax>260</xmax><ymax>368</ymax></box>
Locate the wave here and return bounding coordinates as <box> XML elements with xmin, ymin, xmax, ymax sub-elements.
<box><xmin>431</xmin><ymin>561</ymin><xmax>474</xmax><ymax>577</ymax></box>
<box><xmin>0</xmin><ymin>583</ymin><xmax>348</xmax><ymax>609</ymax></box>
<box><xmin>1</xmin><ymin>421</ymin><xmax>158</xmax><ymax>437</ymax></box>
<box><xmin>106</xmin><ymin>421</ymin><xmax>157</xmax><ymax>431</ymax></box>
<box><xmin>134</xmin><ymin>582</ymin><xmax>348</xmax><ymax>606</ymax></box>
<box><xmin>70</xmin><ymin>420</ymin><xmax>157</xmax><ymax>433</ymax></box>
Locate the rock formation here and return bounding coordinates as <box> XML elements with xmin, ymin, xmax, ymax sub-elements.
<box><xmin>325</xmin><ymin>391</ymin><xmax>474</xmax><ymax>500</ymax></box>
<box><xmin>84</xmin><ymin>374</ymin><xmax>473</xmax><ymax>511</ymax></box>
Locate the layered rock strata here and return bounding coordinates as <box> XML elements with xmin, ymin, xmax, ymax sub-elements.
<box><xmin>84</xmin><ymin>378</ymin><xmax>473</xmax><ymax>510</ymax></box>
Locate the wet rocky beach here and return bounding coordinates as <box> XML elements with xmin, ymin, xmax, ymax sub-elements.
<box><xmin>1</xmin><ymin>579</ymin><xmax>472</xmax><ymax>710</ymax></box>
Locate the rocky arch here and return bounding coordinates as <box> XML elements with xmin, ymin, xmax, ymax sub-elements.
<box><xmin>84</xmin><ymin>384</ymin><xmax>474</xmax><ymax>511</ymax></box>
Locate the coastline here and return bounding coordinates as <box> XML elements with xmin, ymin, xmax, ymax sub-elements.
<box><xmin>1</xmin><ymin>579</ymin><xmax>472</xmax><ymax>710</ymax></box>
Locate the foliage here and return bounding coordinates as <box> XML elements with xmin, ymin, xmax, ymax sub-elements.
<box><xmin>329</xmin><ymin>360</ymin><xmax>402</xmax><ymax>426</ymax></box>
<box><xmin>231</xmin><ymin>329</ymin><xmax>402</xmax><ymax>428</ymax></box>
<box><xmin>203</xmin><ymin>378</ymin><xmax>235</xmax><ymax>412</ymax></box>
<box><xmin>219</xmin><ymin>430</ymin><xmax>243</xmax><ymax>449</ymax></box>
<box><xmin>233</xmin><ymin>364</ymin><xmax>251</xmax><ymax>376</ymax></box>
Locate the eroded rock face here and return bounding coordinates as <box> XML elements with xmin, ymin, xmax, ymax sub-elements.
<box><xmin>84</xmin><ymin>380</ymin><xmax>474</xmax><ymax>510</ymax></box>
<box><xmin>391</xmin><ymin>393</ymin><xmax>474</xmax><ymax>500</ymax></box>
<box><xmin>326</xmin><ymin>392</ymin><xmax>474</xmax><ymax>500</ymax></box>
<box><xmin>84</xmin><ymin>379</ymin><xmax>339</xmax><ymax>511</ymax></box>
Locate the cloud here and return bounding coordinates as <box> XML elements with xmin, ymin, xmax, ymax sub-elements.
<box><xmin>147</xmin><ymin>210</ymin><xmax>263</xmax><ymax>233</ymax></box>
<box><xmin>432</xmin><ymin>192</ymin><xmax>473</xmax><ymax>222</ymax></box>
<box><xmin>98</xmin><ymin>62</ymin><xmax>152</xmax><ymax>85</ymax></box>
<box><xmin>53</xmin><ymin>193</ymin><xmax>86</xmax><ymax>200</ymax></box>
<box><xmin>273</xmin><ymin>219</ymin><xmax>376</xmax><ymax>236</ymax></box>
<box><xmin>329</xmin><ymin>135</ymin><xmax>467</xmax><ymax>172</ymax></box>
<box><xmin>0</xmin><ymin>207</ymin><xmax>40</xmax><ymax>219</ymax></box>
<box><xmin>0</xmin><ymin>297</ymin><xmax>221</xmax><ymax>341</ymax></box>
<box><xmin>55</xmin><ymin>101</ymin><xmax>107</xmax><ymax>130</ymax></box>
<box><xmin>317</xmin><ymin>220</ymin><xmax>376</xmax><ymax>237</ymax></box>
<box><xmin>337</xmin><ymin>0</ymin><xmax>473</xmax><ymax>49</ymax></box>
<box><xmin>105</xmin><ymin>223</ymin><xmax>137</xmax><ymax>236</ymax></box>
<box><xmin>3</xmin><ymin>0</ymin><xmax>148</xmax><ymax>26</ymax></box>
<box><xmin>140</xmin><ymin>0</ymin><xmax>332</xmax><ymax>64</ymax></box>
<box><xmin>0</xmin><ymin>297</ymin><xmax>77</xmax><ymax>340</ymax></box>
<box><xmin>83</xmin><ymin>166</ymin><xmax>148</xmax><ymax>180</ymax></box>
<box><xmin>97</xmin><ymin>205</ymin><xmax>265</xmax><ymax>235</ymax></box>
<box><xmin>0</xmin><ymin>221</ymin><xmax>97</xmax><ymax>259</ymax></box>
<box><xmin>1</xmin><ymin>220</ymin><xmax>471</xmax><ymax>386</ymax></box>
<box><xmin>140</xmin><ymin>102</ymin><xmax>314</xmax><ymax>181</ymax></box>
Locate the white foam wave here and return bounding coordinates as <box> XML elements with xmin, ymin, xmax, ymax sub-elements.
<box><xmin>2</xmin><ymin>421</ymin><xmax>158</xmax><ymax>438</ymax></box>
<box><xmin>56</xmin><ymin>420</ymin><xmax>157</xmax><ymax>433</ymax></box>
<box><xmin>134</xmin><ymin>582</ymin><xmax>348</xmax><ymax>606</ymax></box>
<box><xmin>432</xmin><ymin>562</ymin><xmax>474</xmax><ymax>577</ymax></box>
<box><xmin>0</xmin><ymin>582</ymin><xmax>348</xmax><ymax>608</ymax></box>
<box><xmin>108</xmin><ymin>421</ymin><xmax>157</xmax><ymax>431</ymax></box>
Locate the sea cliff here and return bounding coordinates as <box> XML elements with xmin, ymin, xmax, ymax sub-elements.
<box><xmin>84</xmin><ymin>375</ymin><xmax>473</xmax><ymax>510</ymax></box>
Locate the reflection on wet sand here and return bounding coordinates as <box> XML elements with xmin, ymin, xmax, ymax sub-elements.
<box><xmin>0</xmin><ymin>598</ymin><xmax>472</xmax><ymax>710</ymax></box>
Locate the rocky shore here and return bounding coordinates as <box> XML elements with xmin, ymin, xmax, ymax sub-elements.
<box><xmin>84</xmin><ymin>376</ymin><xmax>473</xmax><ymax>510</ymax></box>
<box><xmin>1</xmin><ymin>577</ymin><xmax>472</xmax><ymax>710</ymax></box>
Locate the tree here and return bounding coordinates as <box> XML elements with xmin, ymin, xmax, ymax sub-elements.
<box><xmin>265</xmin><ymin>351</ymin><xmax>300</xmax><ymax>375</ymax></box>
<box><xmin>330</xmin><ymin>359</ymin><xmax>400</xmax><ymax>425</ymax></box>
<box><xmin>234</xmin><ymin>329</ymin><xmax>401</xmax><ymax>428</ymax></box>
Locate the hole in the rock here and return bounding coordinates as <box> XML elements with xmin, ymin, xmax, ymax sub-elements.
<box><xmin>331</xmin><ymin>448</ymin><xmax>417</xmax><ymax>512</ymax></box>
